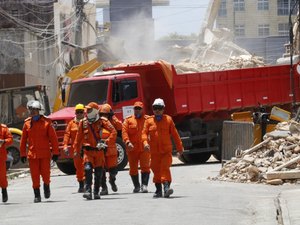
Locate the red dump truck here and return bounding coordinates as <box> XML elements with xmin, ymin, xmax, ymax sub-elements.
<box><xmin>48</xmin><ymin>60</ymin><xmax>300</xmax><ymax>175</ymax></box>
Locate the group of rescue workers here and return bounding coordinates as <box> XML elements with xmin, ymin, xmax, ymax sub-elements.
<box><xmin>0</xmin><ymin>97</ymin><xmax>184</xmax><ymax>203</ymax></box>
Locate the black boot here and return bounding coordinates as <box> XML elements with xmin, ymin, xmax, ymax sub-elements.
<box><xmin>131</xmin><ymin>175</ymin><xmax>140</xmax><ymax>193</ymax></box>
<box><xmin>2</xmin><ymin>188</ymin><xmax>8</xmax><ymax>203</ymax></box>
<box><xmin>141</xmin><ymin>172</ymin><xmax>150</xmax><ymax>193</ymax></box>
<box><xmin>43</xmin><ymin>183</ymin><xmax>50</xmax><ymax>199</ymax></box>
<box><xmin>83</xmin><ymin>163</ymin><xmax>93</xmax><ymax>200</ymax></box>
<box><xmin>163</xmin><ymin>181</ymin><xmax>173</xmax><ymax>198</ymax></box>
<box><xmin>33</xmin><ymin>188</ymin><xmax>41</xmax><ymax>203</ymax></box>
<box><xmin>109</xmin><ymin>167</ymin><xmax>118</xmax><ymax>192</ymax></box>
<box><xmin>93</xmin><ymin>167</ymin><xmax>103</xmax><ymax>200</ymax></box>
<box><xmin>153</xmin><ymin>183</ymin><xmax>162</xmax><ymax>198</ymax></box>
<box><xmin>100</xmin><ymin>172</ymin><xmax>108</xmax><ymax>195</ymax></box>
<box><xmin>78</xmin><ymin>181</ymin><xmax>85</xmax><ymax>193</ymax></box>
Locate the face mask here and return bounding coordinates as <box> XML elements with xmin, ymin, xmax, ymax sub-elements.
<box><xmin>87</xmin><ymin>109</ymin><xmax>99</xmax><ymax>123</ymax></box>
<box><xmin>32</xmin><ymin>115</ymin><xmax>40</xmax><ymax>121</ymax></box>
<box><xmin>155</xmin><ymin>115</ymin><xmax>162</xmax><ymax>121</ymax></box>
<box><xmin>135</xmin><ymin>113</ymin><xmax>141</xmax><ymax>119</ymax></box>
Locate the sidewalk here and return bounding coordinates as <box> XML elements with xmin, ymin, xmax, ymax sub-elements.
<box><xmin>279</xmin><ymin>189</ymin><xmax>300</xmax><ymax>225</ymax></box>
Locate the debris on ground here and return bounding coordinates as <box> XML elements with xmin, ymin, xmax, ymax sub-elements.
<box><xmin>210</xmin><ymin>120</ymin><xmax>300</xmax><ymax>185</ymax></box>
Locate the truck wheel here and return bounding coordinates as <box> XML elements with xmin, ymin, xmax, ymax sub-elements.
<box><xmin>7</xmin><ymin>133</ymin><xmax>21</xmax><ymax>165</ymax></box>
<box><xmin>116</xmin><ymin>137</ymin><xmax>128</xmax><ymax>171</ymax></box>
<box><xmin>56</xmin><ymin>161</ymin><xmax>76</xmax><ymax>175</ymax></box>
<box><xmin>179</xmin><ymin>152</ymin><xmax>211</xmax><ymax>164</ymax></box>
<box><xmin>6</xmin><ymin>146</ymin><xmax>20</xmax><ymax>165</ymax></box>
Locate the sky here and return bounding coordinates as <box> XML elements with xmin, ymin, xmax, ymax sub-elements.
<box><xmin>96</xmin><ymin>0</ymin><xmax>209</xmax><ymax>40</ymax></box>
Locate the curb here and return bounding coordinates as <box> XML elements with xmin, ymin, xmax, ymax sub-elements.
<box><xmin>7</xmin><ymin>168</ymin><xmax>30</xmax><ymax>180</ymax></box>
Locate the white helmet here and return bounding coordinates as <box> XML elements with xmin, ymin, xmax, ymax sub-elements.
<box><xmin>27</xmin><ymin>100</ymin><xmax>42</xmax><ymax>110</ymax></box>
<box><xmin>152</xmin><ymin>98</ymin><xmax>165</xmax><ymax>107</ymax></box>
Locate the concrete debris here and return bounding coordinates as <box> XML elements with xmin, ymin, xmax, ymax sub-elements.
<box><xmin>175</xmin><ymin>55</ymin><xmax>265</xmax><ymax>74</ymax></box>
<box><xmin>211</xmin><ymin>120</ymin><xmax>300</xmax><ymax>185</ymax></box>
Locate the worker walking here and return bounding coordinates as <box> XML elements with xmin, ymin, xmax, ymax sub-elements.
<box><xmin>63</xmin><ymin>104</ymin><xmax>85</xmax><ymax>193</ymax></box>
<box><xmin>0</xmin><ymin>123</ymin><xmax>13</xmax><ymax>203</ymax></box>
<box><xmin>98</xmin><ymin>103</ymin><xmax>121</xmax><ymax>195</ymax></box>
<box><xmin>20</xmin><ymin>100</ymin><xmax>59</xmax><ymax>203</ymax></box>
<box><xmin>142</xmin><ymin>98</ymin><xmax>183</xmax><ymax>198</ymax></box>
<box><xmin>73</xmin><ymin>102</ymin><xmax>117</xmax><ymax>200</ymax></box>
<box><xmin>122</xmin><ymin>101</ymin><xmax>150</xmax><ymax>193</ymax></box>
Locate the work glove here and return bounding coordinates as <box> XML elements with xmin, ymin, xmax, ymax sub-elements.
<box><xmin>126</xmin><ymin>142</ymin><xmax>134</xmax><ymax>150</ymax></box>
<box><xmin>21</xmin><ymin>156</ymin><xmax>27</xmax><ymax>164</ymax></box>
<box><xmin>63</xmin><ymin>147</ymin><xmax>69</xmax><ymax>156</ymax></box>
<box><xmin>96</xmin><ymin>142</ymin><xmax>108</xmax><ymax>150</ymax></box>
<box><xmin>144</xmin><ymin>144</ymin><xmax>150</xmax><ymax>151</ymax></box>
<box><xmin>177</xmin><ymin>151</ymin><xmax>183</xmax><ymax>158</ymax></box>
<box><xmin>52</xmin><ymin>154</ymin><xmax>59</xmax><ymax>162</ymax></box>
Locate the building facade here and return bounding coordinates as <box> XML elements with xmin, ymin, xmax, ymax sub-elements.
<box><xmin>216</xmin><ymin>0</ymin><xmax>298</xmax><ymax>63</ymax></box>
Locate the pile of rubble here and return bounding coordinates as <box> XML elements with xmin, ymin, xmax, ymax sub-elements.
<box><xmin>175</xmin><ymin>55</ymin><xmax>265</xmax><ymax>74</ymax></box>
<box><xmin>211</xmin><ymin>120</ymin><xmax>300</xmax><ymax>185</ymax></box>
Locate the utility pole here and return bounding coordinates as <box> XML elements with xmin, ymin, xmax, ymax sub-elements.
<box><xmin>74</xmin><ymin>0</ymin><xmax>85</xmax><ymax>66</ymax></box>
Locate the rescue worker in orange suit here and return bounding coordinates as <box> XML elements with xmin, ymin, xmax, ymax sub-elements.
<box><xmin>142</xmin><ymin>98</ymin><xmax>183</xmax><ymax>198</ymax></box>
<box><xmin>0</xmin><ymin>123</ymin><xmax>13</xmax><ymax>203</ymax></box>
<box><xmin>20</xmin><ymin>100</ymin><xmax>59</xmax><ymax>203</ymax></box>
<box><xmin>63</xmin><ymin>103</ymin><xmax>85</xmax><ymax>193</ymax></box>
<box><xmin>122</xmin><ymin>101</ymin><xmax>150</xmax><ymax>193</ymax></box>
<box><xmin>98</xmin><ymin>103</ymin><xmax>121</xmax><ymax>195</ymax></box>
<box><xmin>16</xmin><ymin>96</ymin><xmax>29</xmax><ymax>120</ymax></box>
<box><xmin>73</xmin><ymin>102</ymin><xmax>117</xmax><ymax>200</ymax></box>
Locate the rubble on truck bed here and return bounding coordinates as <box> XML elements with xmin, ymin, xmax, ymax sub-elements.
<box><xmin>210</xmin><ymin>120</ymin><xmax>300</xmax><ymax>185</ymax></box>
<box><xmin>175</xmin><ymin>55</ymin><xmax>265</xmax><ymax>74</ymax></box>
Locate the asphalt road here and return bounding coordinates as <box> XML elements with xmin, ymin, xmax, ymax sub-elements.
<box><xmin>1</xmin><ymin>159</ymin><xmax>300</xmax><ymax>225</ymax></box>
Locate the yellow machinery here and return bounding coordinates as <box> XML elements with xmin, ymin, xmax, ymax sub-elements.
<box><xmin>53</xmin><ymin>58</ymin><xmax>102</xmax><ymax>112</ymax></box>
<box><xmin>231</xmin><ymin>106</ymin><xmax>291</xmax><ymax>145</ymax></box>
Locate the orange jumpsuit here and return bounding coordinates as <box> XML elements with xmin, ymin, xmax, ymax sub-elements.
<box><xmin>73</xmin><ymin>117</ymin><xmax>117</xmax><ymax>169</ymax></box>
<box><xmin>20</xmin><ymin>116</ymin><xmax>59</xmax><ymax>189</ymax></box>
<box><xmin>101</xmin><ymin>128</ymin><xmax>117</xmax><ymax>169</ymax></box>
<box><xmin>73</xmin><ymin>117</ymin><xmax>116</xmax><ymax>196</ymax></box>
<box><xmin>105</xmin><ymin>115</ymin><xmax>122</xmax><ymax>169</ymax></box>
<box><xmin>142</xmin><ymin>115</ymin><xmax>183</xmax><ymax>183</ymax></box>
<box><xmin>0</xmin><ymin>124</ymin><xmax>13</xmax><ymax>189</ymax></box>
<box><xmin>15</xmin><ymin>105</ymin><xmax>28</xmax><ymax>120</ymax></box>
<box><xmin>63</xmin><ymin>118</ymin><xmax>84</xmax><ymax>182</ymax></box>
<box><xmin>122</xmin><ymin>115</ymin><xmax>150</xmax><ymax>176</ymax></box>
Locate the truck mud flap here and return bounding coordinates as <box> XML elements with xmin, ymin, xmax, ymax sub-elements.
<box><xmin>222</xmin><ymin>121</ymin><xmax>254</xmax><ymax>161</ymax></box>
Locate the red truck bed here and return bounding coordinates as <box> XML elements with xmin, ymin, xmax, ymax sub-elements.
<box><xmin>110</xmin><ymin>61</ymin><xmax>300</xmax><ymax>116</ymax></box>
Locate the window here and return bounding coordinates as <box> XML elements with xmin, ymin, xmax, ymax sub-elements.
<box><xmin>0</xmin><ymin>93</ymin><xmax>11</xmax><ymax>125</ymax></box>
<box><xmin>278</xmin><ymin>0</ymin><xmax>297</xmax><ymax>15</ymax></box>
<box><xmin>11</xmin><ymin>10</ymin><xmax>18</xmax><ymax>18</ymax></box>
<box><xmin>68</xmin><ymin>80</ymin><xmax>109</xmax><ymax>106</ymax></box>
<box><xmin>218</xmin><ymin>0</ymin><xmax>227</xmax><ymax>17</ymax></box>
<box><xmin>278</xmin><ymin>23</ymin><xmax>289</xmax><ymax>35</ymax></box>
<box><xmin>235</xmin><ymin>25</ymin><xmax>245</xmax><ymax>36</ymax></box>
<box><xmin>258</xmin><ymin>0</ymin><xmax>269</xmax><ymax>10</ymax></box>
<box><xmin>112</xmin><ymin>80</ymin><xmax>138</xmax><ymax>103</ymax></box>
<box><xmin>258</xmin><ymin>24</ymin><xmax>270</xmax><ymax>36</ymax></box>
<box><xmin>233</xmin><ymin>0</ymin><xmax>245</xmax><ymax>11</ymax></box>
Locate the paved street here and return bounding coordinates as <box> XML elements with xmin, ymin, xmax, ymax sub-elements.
<box><xmin>2</xmin><ymin>159</ymin><xmax>300</xmax><ymax>225</ymax></box>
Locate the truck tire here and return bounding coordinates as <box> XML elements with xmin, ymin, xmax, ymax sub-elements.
<box><xmin>6</xmin><ymin>134</ymin><xmax>21</xmax><ymax>166</ymax></box>
<box><xmin>6</xmin><ymin>146</ymin><xmax>20</xmax><ymax>165</ymax></box>
<box><xmin>116</xmin><ymin>137</ymin><xmax>128</xmax><ymax>171</ymax></box>
<box><xmin>179</xmin><ymin>152</ymin><xmax>211</xmax><ymax>164</ymax></box>
<box><xmin>56</xmin><ymin>161</ymin><xmax>76</xmax><ymax>175</ymax></box>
